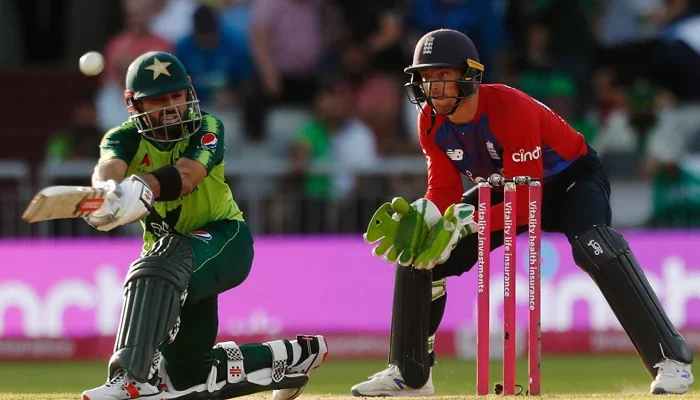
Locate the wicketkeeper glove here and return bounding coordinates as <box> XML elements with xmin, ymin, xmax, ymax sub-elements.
<box><xmin>364</xmin><ymin>197</ymin><xmax>441</xmax><ymax>266</ymax></box>
<box><xmin>413</xmin><ymin>203</ymin><xmax>478</xmax><ymax>270</ymax></box>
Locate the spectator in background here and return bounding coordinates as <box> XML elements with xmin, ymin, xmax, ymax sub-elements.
<box><xmin>333</xmin><ymin>0</ymin><xmax>406</xmax><ymax>75</ymax></box>
<box><xmin>102</xmin><ymin>0</ymin><xmax>173</xmax><ymax>86</ymax></box>
<box><xmin>529</xmin><ymin>0</ymin><xmax>603</xmax><ymax>114</ymax></box>
<box><xmin>45</xmin><ymin>100</ymin><xmax>101</xmax><ymax>162</ymax></box>
<box><xmin>641</xmin><ymin>88</ymin><xmax>700</xmax><ymax>178</ymax></box>
<box><xmin>589</xmin><ymin>70</ymin><xmax>641</xmax><ymax>159</ymax></box>
<box><xmin>335</xmin><ymin>41</ymin><xmax>406</xmax><ymax>154</ymax></box>
<box><xmin>517</xmin><ymin>73</ymin><xmax>598</xmax><ymax>143</ymax></box>
<box><xmin>247</xmin><ymin>0</ymin><xmax>329</xmax><ymax>141</ymax></box>
<box><xmin>95</xmin><ymin>53</ymin><xmax>132</xmax><ymax>132</ymax></box>
<box><xmin>289</xmin><ymin>79</ymin><xmax>378</xmax><ymax>231</ymax></box>
<box><xmin>96</xmin><ymin>0</ymin><xmax>172</xmax><ymax>133</ymax></box>
<box><xmin>595</xmin><ymin>1</ymin><xmax>700</xmax><ymax>102</ymax></box>
<box><xmin>222</xmin><ymin>0</ymin><xmax>253</xmax><ymax>50</ymax></box>
<box><xmin>149</xmin><ymin>0</ymin><xmax>197</xmax><ymax>45</ymax></box>
<box><xmin>175</xmin><ymin>4</ymin><xmax>252</xmax><ymax>108</ymax></box>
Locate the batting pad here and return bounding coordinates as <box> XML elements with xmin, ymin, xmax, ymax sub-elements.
<box><xmin>109</xmin><ymin>234</ymin><xmax>194</xmax><ymax>382</ymax></box>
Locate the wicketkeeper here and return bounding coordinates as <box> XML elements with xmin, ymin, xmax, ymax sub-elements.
<box><xmin>352</xmin><ymin>29</ymin><xmax>693</xmax><ymax>396</ymax></box>
<box><xmin>81</xmin><ymin>51</ymin><xmax>327</xmax><ymax>400</ymax></box>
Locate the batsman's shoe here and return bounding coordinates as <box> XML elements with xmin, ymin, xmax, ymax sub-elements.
<box><xmin>273</xmin><ymin>334</ymin><xmax>329</xmax><ymax>400</ymax></box>
<box><xmin>82</xmin><ymin>369</ymin><xmax>162</xmax><ymax>400</ymax></box>
<box><xmin>351</xmin><ymin>364</ymin><xmax>434</xmax><ymax>397</ymax></box>
<box><xmin>650</xmin><ymin>359</ymin><xmax>694</xmax><ymax>394</ymax></box>
<box><xmin>157</xmin><ymin>340</ymin><xmax>313</xmax><ymax>400</ymax></box>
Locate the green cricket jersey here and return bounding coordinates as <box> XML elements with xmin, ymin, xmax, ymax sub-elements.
<box><xmin>98</xmin><ymin>112</ymin><xmax>243</xmax><ymax>252</ymax></box>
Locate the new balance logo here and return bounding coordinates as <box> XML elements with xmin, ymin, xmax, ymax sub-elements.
<box><xmin>588</xmin><ymin>239</ymin><xmax>603</xmax><ymax>256</ymax></box>
<box><xmin>423</xmin><ymin>36</ymin><xmax>435</xmax><ymax>54</ymax></box>
<box><xmin>446</xmin><ymin>149</ymin><xmax>463</xmax><ymax>161</ymax></box>
<box><xmin>394</xmin><ymin>378</ymin><xmax>407</xmax><ymax>390</ymax></box>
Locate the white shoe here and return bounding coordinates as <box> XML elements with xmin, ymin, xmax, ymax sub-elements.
<box><xmin>82</xmin><ymin>369</ymin><xmax>162</xmax><ymax>400</ymax></box>
<box><xmin>351</xmin><ymin>364</ymin><xmax>434</xmax><ymax>397</ymax></box>
<box><xmin>650</xmin><ymin>359</ymin><xmax>694</xmax><ymax>394</ymax></box>
<box><xmin>272</xmin><ymin>335</ymin><xmax>329</xmax><ymax>400</ymax></box>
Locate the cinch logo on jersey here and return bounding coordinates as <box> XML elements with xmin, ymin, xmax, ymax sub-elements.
<box><xmin>446</xmin><ymin>149</ymin><xmax>464</xmax><ymax>161</ymax></box>
<box><xmin>188</xmin><ymin>230</ymin><xmax>212</xmax><ymax>241</ymax></box>
<box><xmin>201</xmin><ymin>133</ymin><xmax>218</xmax><ymax>150</ymax></box>
<box><xmin>512</xmin><ymin>146</ymin><xmax>541</xmax><ymax>163</ymax></box>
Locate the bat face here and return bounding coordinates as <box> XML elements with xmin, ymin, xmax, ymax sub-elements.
<box><xmin>22</xmin><ymin>186</ymin><xmax>108</xmax><ymax>223</ymax></box>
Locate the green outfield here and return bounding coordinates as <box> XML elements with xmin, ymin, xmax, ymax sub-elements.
<box><xmin>0</xmin><ymin>355</ymin><xmax>695</xmax><ymax>399</ymax></box>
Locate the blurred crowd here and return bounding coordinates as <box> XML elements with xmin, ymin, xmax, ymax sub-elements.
<box><xmin>3</xmin><ymin>0</ymin><xmax>700</xmax><ymax>233</ymax></box>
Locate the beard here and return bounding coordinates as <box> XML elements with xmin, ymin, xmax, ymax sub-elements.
<box><xmin>152</xmin><ymin>124</ymin><xmax>186</xmax><ymax>140</ymax></box>
<box><xmin>146</xmin><ymin>108</ymin><xmax>189</xmax><ymax>140</ymax></box>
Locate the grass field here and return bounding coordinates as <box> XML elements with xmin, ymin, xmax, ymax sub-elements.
<box><xmin>0</xmin><ymin>355</ymin><xmax>696</xmax><ymax>399</ymax></box>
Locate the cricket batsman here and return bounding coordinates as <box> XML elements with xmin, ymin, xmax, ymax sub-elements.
<box><xmin>81</xmin><ymin>51</ymin><xmax>327</xmax><ymax>400</ymax></box>
<box><xmin>351</xmin><ymin>29</ymin><xmax>694</xmax><ymax>396</ymax></box>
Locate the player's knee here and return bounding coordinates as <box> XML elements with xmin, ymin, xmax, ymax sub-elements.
<box><xmin>129</xmin><ymin>234</ymin><xmax>194</xmax><ymax>290</ymax></box>
<box><xmin>571</xmin><ymin>224</ymin><xmax>629</xmax><ymax>274</ymax></box>
<box><xmin>223</xmin><ymin>241</ymin><xmax>254</xmax><ymax>290</ymax></box>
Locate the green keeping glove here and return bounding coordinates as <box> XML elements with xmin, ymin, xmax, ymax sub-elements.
<box><xmin>413</xmin><ymin>203</ymin><xmax>478</xmax><ymax>270</ymax></box>
<box><xmin>364</xmin><ymin>197</ymin><xmax>441</xmax><ymax>266</ymax></box>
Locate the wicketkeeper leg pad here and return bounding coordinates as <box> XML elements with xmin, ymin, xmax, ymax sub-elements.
<box><xmin>389</xmin><ymin>266</ymin><xmax>432</xmax><ymax>389</ymax></box>
<box><xmin>109</xmin><ymin>234</ymin><xmax>194</xmax><ymax>382</ymax></box>
<box><xmin>572</xmin><ymin>224</ymin><xmax>693</xmax><ymax>377</ymax></box>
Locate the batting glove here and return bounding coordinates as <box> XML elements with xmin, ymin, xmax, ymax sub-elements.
<box><xmin>85</xmin><ymin>175</ymin><xmax>154</xmax><ymax>232</ymax></box>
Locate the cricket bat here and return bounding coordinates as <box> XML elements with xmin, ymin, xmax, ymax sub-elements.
<box><xmin>22</xmin><ymin>185</ymin><xmax>108</xmax><ymax>223</ymax></box>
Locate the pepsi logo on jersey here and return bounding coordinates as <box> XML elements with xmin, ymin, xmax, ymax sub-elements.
<box><xmin>188</xmin><ymin>230</ymin><xmax>212</xmax><ymax>242</ymax></box>
<box><xmin>512</xmin><ymin>146</ymin><xmax>541</xmax><ymax>163</ymax></box>
<box><xmin>200</xmin><ymin>133</ymin><xmax>218</xmax><ymax>150</ymax></box>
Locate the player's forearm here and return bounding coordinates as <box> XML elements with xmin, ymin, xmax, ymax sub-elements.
<box><xmin>140</xmin><ymin>174</ymin><xmax>162</xmax><ymax>199</ymax></box>
<box><xmin>92</xmin><ymin>159</ymin><xmax>128</xmax><ymax>187</ymax></box>
<box><xmin>139</xmin><ymin>159</ymin><xmax>206</xmax><ymax>201</ymax></box>
<box><xmin>139</xmin><ymin>168</ymin><xmax>190</xmax><ymax>201</ymax></box>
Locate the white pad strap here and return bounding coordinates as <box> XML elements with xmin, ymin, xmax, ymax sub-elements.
<box><xmin>206</xmin><ymin>365</ymin><xmax>218</xmax><ymax>393</ymax></box>
<box><xmin>215</xmin><ymin>341</ymin><xmax>246</xmax><ymax>384</ymax></box>
<box><xmin>264</xmin><ymin>340</ymin><xmax>288</xmax><ymax>383</ymax></box>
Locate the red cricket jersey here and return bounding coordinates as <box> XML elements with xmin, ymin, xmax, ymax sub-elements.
<box><xmin>418</xmin><ymin>84</ymin><xmax>588</xmax><ymax>230</ymax></box>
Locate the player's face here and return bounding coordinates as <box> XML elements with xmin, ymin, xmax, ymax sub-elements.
<box><xmin>420</xmin><ymin>68</ymin><xmax>462</xmax><ymax>113</ymax></box>
<box><xmin>139</xmin><ymin>90</ymin><xmax>189</xmax><ymax>139</ymax></box>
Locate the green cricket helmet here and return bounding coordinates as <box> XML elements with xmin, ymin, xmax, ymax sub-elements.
<box><xmin>124</xmin><ymin>51</ymin><xmax>202</xmax><ymax>142</ymax></box>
